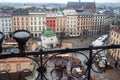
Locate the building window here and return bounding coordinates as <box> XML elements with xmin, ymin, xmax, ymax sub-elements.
<box><xmin>34</xmin><ymin>22</ymin><xmax>36</xmax><ymax>25</ymax></box>
<box><xmin>35</xmin><ymin>26</ymin><xmax>37</xmax><ymax>30</ymax></box>
<box><xmin>6</xmin><ymin>64</ymin><xmax>11</xmax><ymax>72</ymax></box>
<box><xmin>2</xmin><ymin>23</ymin><xmax>4</xmax><ymax>26</ymax></box>
<box><xmin>39</xmin><ymin>21</ymin><xmax>41</xmax><ymax>25</ymax></box>
<box><xmin>57</xmin><ymin>28</ymin><xmax>59</xmax><ymax>31</ymax></box>
<box><xmin>35</xmin><ymin>33</ymin><xmax>37</xmax><ymax>37</ymax></box>
<box><xmin>14</xmin><ymin>27</ymin><xmax>16</xmax><ymax>30</ymax></box>
<box><xmin>34</xmin><ymin>17</ymin><xmax>36</xmax><ymax>20</ymax></box>
<box><xmin>22</xmin><ymin>22</ymin><xmax>24</xmax><ymax>25</ymax></box>
<box><xmin>31</xmin><ymin>22</ymin><xmax>33</xmax><ymax>25</ymax></box>
<box><xmin>9</xmin><ymin>28</ymin><xmax>11</xmax><ymax>32</ymax></box>
<box><xmin>39</xmin><ymin>26</ymin><xmax>41</xmax><ymax>31</ymax></box>
<box><xmin>16</xmin><ymin>64</ymin><xmax>21</xmax><ymax>71</ymax></box>
<box><xmin>9</xmin><ymin>23</ymin><xmax>11</xmax><ymax>26</ymax></box>
<box><xmin>31</xmin><ymin>27</ymin><xmax>33</xmax><ymax>31</ymax></box>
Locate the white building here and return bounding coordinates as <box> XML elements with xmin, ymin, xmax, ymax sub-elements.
<box><xmin>63</xmin><ymin>10</ymin><xmax>78</xmax><ymax>36</ymax></box>
<box><xmin>40</xmin><ymin>29</ymin><xmax>58</xmax><ymax>49</ymax></box>
<box><xmin>29</xmin><ymin>12</ymin><xmax>46</xmax><ymax>38</ymax></box>
<box><xmin>0</xmin><ymin>12</ymin><xmax>12</xmax><ymax>39</ymax></box>
<box><xmin>93</xmin><ymin>13</ymin><xmax>106</xmax><ymax>34</ymax></box>
<box><xmin>113</xmin><ymin>10</ymin><xmax>120</xmax><ymax>15</ymax></box>
<box><xmin>63</xmin><ymin>9</ymin><xmax>77</xmax><ymax>16</ymax></box>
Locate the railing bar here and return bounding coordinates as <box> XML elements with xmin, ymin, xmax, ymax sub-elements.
<box><xmin>0</xmin><ymin>44</ymin><xmax>120</xmax><ymax>59</ymax></box>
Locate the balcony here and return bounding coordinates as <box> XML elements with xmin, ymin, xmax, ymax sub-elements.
<box><xmin>0</xmin><ymin>30</ymin><xmax>120</xmax><ymax>80</ymax></box>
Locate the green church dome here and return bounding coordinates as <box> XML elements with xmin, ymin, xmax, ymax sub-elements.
<box><xmin>42</xmin><ymin>29</ymin><xmax>55</xmax><ymax>37</ymax></box>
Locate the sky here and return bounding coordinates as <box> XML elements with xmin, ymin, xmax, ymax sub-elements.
<box><xmin>0</xmin><ymin>0</ymin><xmax>120</xmax><ymax>3</ymax></box>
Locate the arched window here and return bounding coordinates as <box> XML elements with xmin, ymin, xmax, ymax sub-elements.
<box><xmin>16</xmin><ymin>64</ymin><xmax>21</xmax><ymax>71</ymax></box>
<box><xmin>6</xmin><ymin>64</ymin><xmax>11</xmax><ymax>72</ymax></box>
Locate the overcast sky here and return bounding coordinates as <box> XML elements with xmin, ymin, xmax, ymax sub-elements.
<box><xmin>0</xmin><ymin>0</ymin><xmax>120</xmax><ymax>3</ymax></box>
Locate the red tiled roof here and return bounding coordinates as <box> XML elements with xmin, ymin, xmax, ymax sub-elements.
<box><xmin>111</xmin><ymin>26</ymin><xmax>120</xmax><ymax>33</ymax></box>
<box><xmin>0</xmin><ymin>12</ymin><xmax>11</xmax><ymax>17</ymax></box>
<box><xmin>66</xmin><ymin>2</ymin><xmax>96</xmax><ymax>12</ymax></box>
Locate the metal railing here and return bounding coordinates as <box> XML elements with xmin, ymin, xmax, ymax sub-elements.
<box><xmin>0</xmin><ymin>30</ymin><xmax>120</xmax><ymax>80</ymax></box>
<box><xmin>0</xmin><ymin>44</ymin><xmax>120</xmax><ymax>80</ymax></box>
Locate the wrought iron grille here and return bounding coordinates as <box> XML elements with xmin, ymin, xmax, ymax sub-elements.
<box><xmin>0</xmin><ymin>30</ymin><xmax>120</xmax><ymax>80</ymax></box>
<box><xmin>0</xmin><ymin>45</ymin><xmax>120</xmax><ymax>80</ymax></box>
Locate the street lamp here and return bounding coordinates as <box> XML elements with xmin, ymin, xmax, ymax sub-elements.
<box><xmin>13</xmin><ymin>30</ymin><xmax>31</xmax><ymax>53</ymax></box>
<box><xmin>0</xmin><ymin>32</ymin><xmax>5</xmax><ymax>53</ymax></box>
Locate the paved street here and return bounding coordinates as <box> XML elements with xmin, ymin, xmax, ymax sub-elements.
<box><xmin>63</xmin><ymin>37</ymin><xmax>93</xmax><ymax>48</ymax></box>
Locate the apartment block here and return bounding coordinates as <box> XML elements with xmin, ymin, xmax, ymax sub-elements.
<box><xmin>0</xmin><ymin>12</ymin><xmax>12</xmax><ymax>39</ymax></box>
<box><xmin>63</xmin><ymin>10</ymin><xmax>107</xmax><ymax>37</ymax></box>
<box><xmin>12</xmin><ymin>9</ymin><xmax>29</xmax><ymax>31</ymax></box>
<box><xmin>109</xmin><ymin>26</ymin><xmax>120</xmax><ymax>60</ymax></box>
<box><xmin>64</xmin><ymin>10</ymin><xmax>78</xmax><ymax>36</ymax></box>
<box><xmin>56</xmin><ymin>12</ymin><xmax>66</xmax><ymax>34</ymax></box>
<box><xmin>46</xmin><ymin>12</ymin><xmax>56</xmax><ymax>32</ymax></box>
<box><xmin>77</xmin><ymin>10</ymin><xmax>93</xmax><ymax>36</ymax></box>
<box><xmin>92</xmin><ymin>14</ymin><xmax>106</xmax><ymax>35</ymax></box>
<box><xmin>29</xmin><ymin>12</ymin><xmax>46</xmax><ymax>38</ymax></box>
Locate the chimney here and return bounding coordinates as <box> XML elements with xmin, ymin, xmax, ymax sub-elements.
<box><xmin>79</xmin><ymin>0</ymin><xmax>81</xmax><ymax>2</ymax></box>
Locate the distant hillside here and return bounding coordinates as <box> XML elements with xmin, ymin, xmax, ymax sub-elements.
<box><xmin>96</xmin><ymin>3</ymin><xmax>120</xmax><ymax>8</ymax></box>
<box><xmin>0</xmin><ymin>2</ymin><xmax>119</xmax><ymax>9</ymax></box>
<box><xmin>0</xmin><ymin>3</ymin><xmax>66</xmax><ymax>7</ymax></box>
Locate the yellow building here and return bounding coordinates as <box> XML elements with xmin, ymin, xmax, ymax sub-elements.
<box><xmin>63</xmin><ymin>10</ymin><xmax>107</xmax><ymax>37</ymax></box>
<box><xmin>92</xmin><ymin>14</ymin><xmax>106</xmax><ymax>35</ymax></box>
<box><xmin>65</xmin><ymin>10</ymin><xmax>78</xmax><ymax>37</ymax></box>
<box><xmin>109</xmin><ymin>26</ymin><xmax>120</xmax><ymax>61</ymax></box>
<box><xmin>77</xmin><ymin>11</ymin><xmax>93</xmax><ymax>36</ymax></box>
<box><xmin>0</xmin><ymin>58</ymin><xmax>33</xmax><ymax>72</ymax></box>
<box><xmin>12</xmin><ymin>9</ymin><xmax>29</xmax><ymax>31</ymax></box>
<box><xmin>56</xmin><ymin>15</ymin><xmax>66</xmax><ymax>33</ymax></box>
<box><xmin>0</xmin><ymin>41</ymin><xmax>34</xmax><ymax>73</ymax></box>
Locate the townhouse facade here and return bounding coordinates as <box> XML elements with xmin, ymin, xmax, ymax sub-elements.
<box><xmin>93</xmin><ymin>14</ymin><xmax>106</xmax><ymax>35</ymax></box>
<box><xmin>77</xmin><ymin>11</ymin><xmax>93</xmax><ymax>36</ymax></box>
<box><xmin>63</xmin><ymin>10</ymin><xmax>107</xmax><ymax>37</ymax></box>
<box><xmin>46</xmin><ymin>12</ymin><xmax>56</xmax><ymax>32</ymax></box>
<box><xmin>66</xmin><ymin>14</ymin><xmax>78</xmax><ymax>36</ymax></box>
<box><xmin>109</xmin><ymin>26</ymin><xmax>120</xmax><ymax>60</ymax></box>
<box><xmin>0</xmin><ymin>12</ymin><xmax>12</xmax><ymax>39</ymax></box>
<box><xmin>0</xmin><ymin>8</ymin><xmax>107</xmax><ymax>39</ymax></box>
<box><xmin>108</xmin><ymin>26</ymin><xmax>120</xmax><ymax>71</ymax></box>
<box><xmin>56</xmin><ymin>12</ymin><xmax>66</xmax><ymax>34</ymax></box>
<box><xmin>12</xmin><ymin>9</ymin><xmax>29</xmax><ymax>31</ymax></box>
<box><xmin>29</xmin><ymin>12</ymin><xmax>46</xmax><ymax>38</ymax></box>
